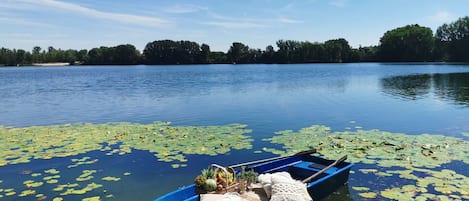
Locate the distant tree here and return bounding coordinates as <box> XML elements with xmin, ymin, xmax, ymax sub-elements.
<box><xmin>299</xmin><ymin>42</ymin><xmax>325</xmax><ymax>63</ymax></box>
<box><xmin>260</xmin><ymin>45</ymin><xmax>275</xmax><ymax>63</ymax></box>
<box><xmin>32</xmin><ymin>46</ymin><xmax>42</xmax><ymax>63</ymax></box>
<box><xmin>247</xmin><ymin>48</ymin><xmax>262</xmax><ymax>63</ymax></box>
<box><xmin>357</xmin><ymin>46</ymin><xmax>379</xmax><ymax>62</ymax></box>
<box><xmin>113</xmin><ymin>44</ymin><xmax>140</xmax><ymax>65</ymax></box>
<box><xmin>276</xmin><ymin>40</ymin><xmax>302</xmax><ymax>63</ymax></box>
<box><xmin>436</xmin><ymin>16</ymin><xmax>469</xmax><ymax>61</ymax></box>
<box><xmin>323</xmin><ymin>38</ymin><xmax>352</xmax><ymax>62</ymax></box>
<box><xmin>90</xmin><ymin>47</ymin><xmax>105</xmax><ymax>64</ymax></box>
<box><xmin>143</xmin><ymin>40</ymin><xmax>205</xmax><ymax>64</ymax></box>
<box><xmin>200</xmin><ymin>44</ymin><xmax>211</xmax><ymax>64</ymax></box>
<box><xmin>0</xmin><ymin>48</ymin><xmax>14</xmax><ymax>65</ymax></box>
<box><xmin>64</xmin><ymin>49</ymin><xmax>78</xmax><ymax>64</ymax></box>
<box><xmin>15</xmin><ymin>49</ymin><xmax>26</xmax><ymax>64</ymax></box>
<box><xmin>77</xmin><ymin>49</ymin><xmax>88</xmax><ymax>63</ymax></box>
<box><xmin>209</xmin><ymin>51</ymin><xmax>228</xmax><ymax>64</ymax></box>
<box><xmin>379</xmin><ymin>24</ymin><xmax>434</xmax><ymax>62</ymax></box>
<box><xmin>227</xmin><ymin>42</ymin><xmax>250</xmax><ymax>64</ymax></box>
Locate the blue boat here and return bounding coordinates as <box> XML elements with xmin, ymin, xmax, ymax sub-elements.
<box><xmin>154</xmin><ymin>153</ymin><xmax>353</xmax><ymax>201</ymax></box>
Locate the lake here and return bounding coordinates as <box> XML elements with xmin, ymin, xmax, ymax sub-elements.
<box><xmin>0</xmin><ymin>63</ymin><xmax>468</xmax><ymax>201</ymax></box>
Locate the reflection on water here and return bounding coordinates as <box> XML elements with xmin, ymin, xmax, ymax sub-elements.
<box><xmin>434</xmin><ymin>73</ymin><xmax>469</xmax><ymax>107</ymax></box>
<box><xmin>381</xmin><ymin>73</ymin><xmax>469</xmax><ymax>107</ymax></box>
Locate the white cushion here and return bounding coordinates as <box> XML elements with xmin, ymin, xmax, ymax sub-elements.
<box><xmin>258</xmin><ymin>172</ymin><xmax>313</xmax><ymax>201</ymax></box>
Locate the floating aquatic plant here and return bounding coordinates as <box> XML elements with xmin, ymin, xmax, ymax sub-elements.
<box><xmin>0</xmin><ymin>121</ymin><xmax>250</xmax><ymax>200</ymax></box>
<box><xmin>358</xmin><ymin>192</ymin><xmax>377</xmax><ymax>199</ymax></box>
<box><xmin>263</xmin><ymin>125</ymin><xmax>469</xmax><ymax>200</ymax></box>
<box><xmin>263</xmin><ymin>125</ymin><xmax>468</xmax><ymax>167</ymax></box>
<box><xmin>18</xmin><ymin>189</ymin><xmax>36</xmax><ymax>197</ymax></box>
<box><xmin>352</xmin><ymin>186</ymin><xmax>370</xmax><ymax>191</ymax></box>
<box><xmin>0</xmin><ymin>122</ymin><xmax>253</xmax><ymax>167</ymax></box>
<box><xmin>101</xmin><ymin>176</ymin><xmax>120</xmax><ymax>182</ymax></box>
<box><xmin>44</xmin><ymin>169</ymin><xmax>60</xmax><ymax>174</ymax></box>
<box><xmin>82</xmin><ymin>196</ymin><xmax>101</xmax><ymax>201</ymax></box>
<box><xmin>68</xmin><ymin>157</ymin><xmax>99</xmax><ymax>168</ymax></box>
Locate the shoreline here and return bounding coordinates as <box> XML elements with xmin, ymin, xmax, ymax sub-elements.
<box><xmin>32</xmin><ymin>62</ymin><xmax>70</xmax><ymax>66</ymax></box>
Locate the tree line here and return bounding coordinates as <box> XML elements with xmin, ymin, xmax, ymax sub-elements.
<box><xmin>1</xmin><ymin>16</ymin><xmax>468</xmax><ymax>66</ymax></box>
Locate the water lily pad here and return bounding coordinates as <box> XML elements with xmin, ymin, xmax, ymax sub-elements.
<box><xmin>76</xmin><ymin>176</ymin><xmax>93</xmax><ymax>182</ymax></box>
<box><xmin>352</xmin><ymin>187</ymin><xmax>370</xmax><ymax>191</ymax></box>
<box><xmin>83</xmin><ymin>182</ymin><xmax>103</xmax><ymax>191</ymax></box>
<box><xmin>82</xmin><ymin>196</ymin><xmax>101</xmax><ymax>201</ymax></box>
<box><xmin>53</xmin><ymin>186</ymin><xmax>65</xmax><ymax>192</ymax></box>
<box><xmin>46</xmin><ymin>179</ymin><xmax>59</xmax><ymax>184</ymax></box>
<box><xmin>5</xmin><ymin>191</ymin><xmax>16</xmax><ymax>196</ymax></box>
<box><xmin>36</xmin><ymin>194</ymin><xmax>47</xmax><ymax>200</ymax></box>
<box><xmin>31</xmin><ymin>173</ymin><xmax>42</xmax><ymax>177</ymax></box>
<box><xmin>359</xmin><ymin>169</ymin><xmax>378</xmax><ymax>174</ymax></box>
<box><xmin>0</xmin><ymin>122</ymin><xmax>253</xmax><ymax>167</ymax></box>
<box><xmin>44</xmin><ymin>169</ymin><xmax>60</xmax><ymax>174</ymax></box>
<box><xmin>25</xmin><ymin>181</ymin><xmax>44</xmax><ymax>188</ymax></box>
<box><xmin>43</xmin><ymin>175</ymin><xmax>60</xmax><ymax>180</ymax></box>
<box><xmin>19</xmin><ymin>189</ymin><xmax>36</xmax><ymax>197</ymax></box>
<box><xmin>4</xmin><ymin>188</ymin><xmax>14</xmax><ymax>192</ymax></box>
<box><xmin>262</xmin><ymin>124</ymin><xmax>469</xmax><ymax>200</ymax></box>
<box><xmin>23</xmin><ymin>180</ymin><xmax>34</xmax><ymax>185</ymax></box>
<box><xmin>358</xmin><ymin>192</ymin><xmax>377</xmax><ymax>199</ymax></box>
<box><xmin>101</xmin><ymin>176</ymin><xmax>120</xmax><ymax>182</ymax></box>
<box><xmin>68</xmin><ymin>157</ymin><xmax>99</xmax><ymax>169</ymax></box>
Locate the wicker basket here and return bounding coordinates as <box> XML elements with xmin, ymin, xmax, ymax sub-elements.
<box><xmin>211</xmin><ymin>164</ymin><xmax>237</xmax><ymax>193</ymax></box>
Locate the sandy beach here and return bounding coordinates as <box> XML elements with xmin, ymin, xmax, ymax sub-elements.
<box><xmin>32</xmin><ymin>62</ymin><xmax>70</xmax><ymax>66</ymax></box>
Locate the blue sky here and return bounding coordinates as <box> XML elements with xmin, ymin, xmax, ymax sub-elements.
<box><xmin>1</xmin><ymin>0</ymin><xmax>467</xmax><ymax>52</ymax></box>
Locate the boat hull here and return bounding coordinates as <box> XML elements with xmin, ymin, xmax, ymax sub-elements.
<box><xmin>154</xmin><ymin>154</ymin><xmax>353</xmax><ymax>201</ymax></box>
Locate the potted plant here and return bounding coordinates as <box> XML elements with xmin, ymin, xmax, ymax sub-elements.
<box><xmin>236</xmin><ymin>166</ymin><xmax>258</xmax><ymax>193</ymax></box>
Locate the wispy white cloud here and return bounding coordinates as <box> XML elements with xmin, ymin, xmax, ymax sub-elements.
<box><xmin>202</xmin><ymin>21</ymin><xmax>264</xmax><ymax>29</ymax></box>
<box><xmin>428</xmin><ymin>11</ymin><xmax>455</xmax><ymax>23</ymax></box>
<box><xmin>203</xmin><ymin>12</ymin><xmax>303</xmax><ymax>29</ymax></box>
<box><xmin>275</xmin><ymin>17</ymin><xmax>303</xmax><ymax>24</ymax></box>
<box><xmin>15</xmin><ymin>0</ymin><xmax>169</xmax><ymax>27</ymax></box>
<box><xmin>164</xmin><ymin>4</ymin><xmax>207</xmax><ymax>14</ymax></box>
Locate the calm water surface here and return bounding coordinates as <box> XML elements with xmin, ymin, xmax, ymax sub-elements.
<box><xmin>0</xmin><ymin>63</ymin><xmax>468</xmax><ymax>200</ymax></box>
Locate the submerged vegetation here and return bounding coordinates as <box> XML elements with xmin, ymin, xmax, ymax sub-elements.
<box><xmin>1</xmin><ymin>16</ymin><xmax>469</xmax><ymax>66</ymax></box>
<box><xmin>262</xmin><ymin>125</ymin><xmax>469</xmax><ymax>200</ymax></box>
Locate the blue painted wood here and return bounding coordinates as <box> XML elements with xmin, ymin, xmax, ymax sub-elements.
<box><xmin>154</xmin><ymin>155</ymin><xmax>353</xmax><ymax>201</ymax></box>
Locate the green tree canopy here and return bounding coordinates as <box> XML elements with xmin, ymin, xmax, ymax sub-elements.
<box><xmin>436</xmin><ymin>16</ymin><xmax>469</xmax><ymax>61</ymax></box>
<box><xmin>227</xmin><ymin>42</ymin><xmax>250</xmax><ymax>64</ymax></box>
<box><xmin>86</xmin><ymin>44</ymin><xmax>139</xmax><ymax>65</ymax></box>
<box><xmin>379</xmin><ymin>24</ymin><xmax>434</xmax><ymax>62</ymax></box>
<box><xmin>143</xmin><ymin>40</ymin><xmax>207</xmax><ymax>65</ymax></box>
<box><xmin>324</xmin><ymin>38</ymin><xmax>352</xmax><ymax>62</ymax></box>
